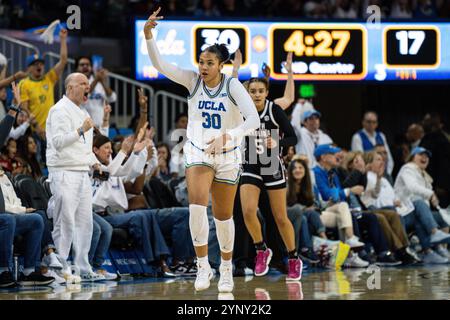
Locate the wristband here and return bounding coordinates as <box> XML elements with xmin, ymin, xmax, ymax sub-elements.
<box><xmin>8</xmin><ymin>104</ymin><xmax>21</xmax><ymax>113</ymax></box>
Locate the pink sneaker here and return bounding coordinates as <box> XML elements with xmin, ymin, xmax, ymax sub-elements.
<box><xmin>286</xmin><ymin>258</ymin><xmax>302</xmax><ymax>281</ymax></box>
<box><xmin>254</xmin><ymin>248</ymin><xmax>273</xmax><ymax>276</ymax></box>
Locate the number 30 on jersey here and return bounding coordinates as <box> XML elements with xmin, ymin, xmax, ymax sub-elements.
<box><xmin>202</xmin><ymin>112</ymin><xmax>222</xmax><ymax>129</ymax></box>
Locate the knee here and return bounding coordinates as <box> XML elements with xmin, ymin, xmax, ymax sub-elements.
<box><xmin>103</xmin><ymin>222</ymin><xmax>113</xmax><ymax>238</ymax></box>
<box><xmin>273</xmin><ymin>213</ymin><xmax>290</xmax><ymax>227</ymax></box>
<box><xmin>377</xmin><ymin>215</ymin><xmax>389</xmax><ymax>226</ymax></box>
<box><xmin>29</xmin><ymin>213</ymin><xmax>44</xmax><ymax>231</ymax></box>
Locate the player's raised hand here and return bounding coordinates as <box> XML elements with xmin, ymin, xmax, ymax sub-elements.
<box><xmin>144</xmin><ymin>7</ymin><xmax>164</xmax><ymax>40</ymax></box>
<box><xmin>283</xmin><ymin>51</ymin><xmax>293</xmax><ymax>74</ymax></box>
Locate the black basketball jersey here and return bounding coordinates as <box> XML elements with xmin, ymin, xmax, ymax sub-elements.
<box><xmin>244</xmin><ymin>100</ymin><xmax>285</xmax><ymax>166</ymax></box>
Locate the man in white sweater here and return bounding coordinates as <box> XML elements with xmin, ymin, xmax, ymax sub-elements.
<box><xmin>46</xmin><ymin>72</ymin><xmax>103</xmax><ymax>281</ymax></box>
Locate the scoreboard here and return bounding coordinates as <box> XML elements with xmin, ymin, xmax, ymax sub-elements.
<box><xmin>135</xmin><ymin>20</ymin><xmax>449</xmax><ymax>81</ymax></box>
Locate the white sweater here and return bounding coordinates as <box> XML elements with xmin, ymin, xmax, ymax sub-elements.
<box><xmin>46</xmin><ymin>95</ymin><xmax>99</xmax><ymax>172</ymax></box>
<box><xmin>0</xmin><ymin>174</ymin><xmax>26</xmax><ymax>213</ymax></box>
<box><xmin>394</xmin><ymin>162</ymin><xmax>434</xmax><ymax>207</ymax></box>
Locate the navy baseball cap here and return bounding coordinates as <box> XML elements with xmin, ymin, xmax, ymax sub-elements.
<box><xmin>302</xmin><ymin>109</ymin><xmax>321</xmax><ymax>123</ymax></box>
<box><xmin>410</xmin><ymin>146</ymin><xmax>432</xmax><ymax>158</ymax></box>
<box><xmin>26</xmin><ymin>54</ymin><xmax>44</xmax><ymax>67</ymax></box>
<box><xmin>314</xmin><ymin>144</ymin><xmax>342</xmax><ymax>159</ymax></box>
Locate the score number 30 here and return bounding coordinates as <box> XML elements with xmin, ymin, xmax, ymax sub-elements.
<box><xmin>283</xmin><ymin>30</ymin><xmax>350</xmax><ymax>57</ymax></box>
<box><xmin>200</xmin><ymin>29</ymin><xmax>240</xmax><ymax>54</ymax></box>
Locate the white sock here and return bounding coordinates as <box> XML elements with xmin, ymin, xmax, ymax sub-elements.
<box><xmin>221</xmin><ymin>259</ymin><xmax>232</xmax><ymax>267</ymax></box>
<box><xmin>23</xmin><ymin>268</ymin><xmax>34</xmax><ymax>276</ymax></box>
<box><xmin>197</xmin><ymin>256</ymin><xmax>209</xmax><ymax>266</ymax></box>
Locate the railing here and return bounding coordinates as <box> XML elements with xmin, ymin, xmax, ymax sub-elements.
<box><xmin>0</xmin><ymin>34</ymin><xmax>39</xmax><ymax>75</ymax></box>
<box><xmin>153</xmin><ymin>90</ymin><xmax>188</xmax><ymax>142</ymax></box>
<box><xmin>0</xmin><ymin>34</ymin><xmax>187</xmax><ymax>139</ymax></box>
<box><xmin>43</xmin><ymin>52</ymin><xmax>155</xmax><ymax>128</ymax></box>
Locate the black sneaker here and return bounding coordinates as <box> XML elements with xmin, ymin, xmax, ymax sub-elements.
<box><xmin>375</xmin><ymin>251</ymin><xmax>402</xmax><ymax>267</ymax></box>
<box><xmin>170</xmin><ymin>262</ymin><xmax>197</xmax><ymax>276</ymax></box>
<box><xmin>299</xmin><ymin>249</ymin><xmax>320</xmax><ymax>265</ymax></box>
<box><xmin>18</xmin><ymin>272</ymin><xmax>55</xmax><ymax>286</ymax></box>
<box><xmin>0</xmin><ymin>271</ymin><xmax>16</xmax><ymax>288</ymax></box>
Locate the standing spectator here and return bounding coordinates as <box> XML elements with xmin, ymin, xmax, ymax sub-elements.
<box><xmin>18</xmin><ymin>29</ymin><xmax>68</xmax><ymax>130</ymax></box>
<box><xmin>420</xmin><ymin>113</ymin><xmax>450</xmax><ymax>208</ymax></box>
<box><xmin>76</xmin><ymin>56</ymin><xmax>117</xmax><ymax>128</ymax></box>
<box><xmin>351</xmin><ymin>111</ymin><xmax>395</xmax><ymax>176</ymax></box>
<box><xmin>406</xmin><ymin>123</ymin><xmax>425</xmax><ymax>151</ymax></box>
<box><xmin>296</xmin><ymin>109</ymin><xmax>333</xmax><ymax>169</ymax></box>
<box><xmin>46</xmin><ymin>72</ymin><xmax>103</xmax><ymax>281</ymax></box>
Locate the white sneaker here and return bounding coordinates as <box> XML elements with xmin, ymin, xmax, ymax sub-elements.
<box><xmin>345</xmin><ymin>236</ymin><xmax>365</xmax><ymax>249</ymax></box>
<box><xmin>194</xmin><ymin>262</ymin><xmax>213</xmax><ymax>291</ymax></box>
<box><xmin>44</xmin><ymin>269</ymin><xmax>66</xmax><ymax>284</ymax></box>
<box><xmin>80</xmin><ymin>271</ymin><xmax>106</xmax><ymax>282</ymax></box>
<box><xmin>430</xmin><ymin>230</ymin><xmax>450</xmax><ymax>244</ymax></box>
<box><xmin>344</xmin><ymin>252</ymin><xmax>369</xmax><ymax>268</ymax></box>
<box><xmin>43</xmin><ymin>252</ymin><xmax>63</xmax><ymax>269</ymax></box>
<box><xmin>59</xmin><ymin>267</ymin><xmax>82</xmax><ymax>284</ymax></box>
<box><xmin>218</xmin><ymin>264</ymin><xmax>234</xmax><ymax>293</ymax></box>
<box><xmin>435</xmin><ymin>246</ymin><xmax>450</xmax><ymax>259</ymax></box>
<box><xmin>95</xmin><ymin>269</ymin><xmax>118</xmax><ymax>280</ymax></box>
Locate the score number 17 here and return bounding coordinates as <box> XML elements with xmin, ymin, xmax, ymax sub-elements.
<box><xmin>395</xmin><ymin>30</ymin><xmax>425</xmax><ymax>55</ymax></box>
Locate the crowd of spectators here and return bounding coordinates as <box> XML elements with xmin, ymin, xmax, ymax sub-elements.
<box><xmin>0</xmin><ymin>0</ymin><xmax>449</xmax><ymax>37</ymax></box>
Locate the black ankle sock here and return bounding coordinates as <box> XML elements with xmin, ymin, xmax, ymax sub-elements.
<box><xmin>288</xmin><ymin>250</ymin><xmax>298</xmax><ymax>259</ymax></box>
<box><xmin>255</xmin><ymin>241</ymin><xmax>267</xmax><ymax>251</ymax></box>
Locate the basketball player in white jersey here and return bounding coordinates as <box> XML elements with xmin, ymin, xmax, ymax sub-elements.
<box><xmin>144</xmin><ymin>8</ymin><xmax>260</xmax><ymax>293</ymax></box>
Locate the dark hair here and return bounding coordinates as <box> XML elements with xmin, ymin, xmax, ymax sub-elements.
<box><xmin>175</xmin><ymin>113</ymin><xmax>188</xmax><ymax>123</ymax></box>
<box><xmin>93</xmin><ymin>134</ymin><xmax>112</xmax><ymax>149</ymax></box>
<box><xmin>16</xmin><ymin>134</ymin><xmax>42</xmax><ymax>179</ymax></box>
<box><xmin>286</xmin><ymin>158</ymin><xmax>314</xmax><ymax>207</ymax></box>
<box><xmin>247</xmin><ymin>77</ymin><xmax>269</xmax><ymax>90</ymax></box>
<box><xmin>75</xmin><ymin>56</ymin><xmax>92</xmax><ymax>70</ymax></box>
<box><xmin>156</xmin><ymin>142</ymin><xmax>171</xmax><ymax>163</ymax></box>
<box><xmin>202</xmin><ymin>44</ymin><xmax>230</xmax><ymax>64</ymax></box>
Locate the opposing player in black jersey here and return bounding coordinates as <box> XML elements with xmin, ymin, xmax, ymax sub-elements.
<box><xmin>240</xmin><ymin>58</ymin><xmax>303</xmax><ymax>281</ymax></box>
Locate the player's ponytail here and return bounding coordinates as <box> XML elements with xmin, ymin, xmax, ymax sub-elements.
<box><xmin>203</xmin><ymin>43</ymin><xmax>230</xmax><ymax>64</ymax></box>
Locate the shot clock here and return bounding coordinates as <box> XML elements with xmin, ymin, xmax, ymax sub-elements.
<box><xmin>383</xmin><ymin>26</ymin><xmax>440</xmax><ymax>68</ymax></box>
<box><xmin>268</xmin><ymin>24</ymin><xmax>367</xmax><ymax>80</ymax></box>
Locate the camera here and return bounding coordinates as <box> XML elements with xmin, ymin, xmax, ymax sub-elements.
<box><xmin>93</xmin><ymin>169</ymin><xmax>109</xmax><ymax>181</ymax></box>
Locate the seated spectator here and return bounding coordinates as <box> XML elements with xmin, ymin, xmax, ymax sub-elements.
<box><xmin>0</xmin><ymin>138</ymin><xmax>26</xmax><ymax>175</ymax></box>
<box><xmin>91</xmin><ymin>133</ymin><xmax>176</xmax><ymax>276</ymax></box>
<box><xmin>76</xmin><ymin>55</ymin><xmax>117</xmax><ymax>128</ymax></box>
<box><xmin>155</xmin><ymin>142</ymin><xmax>172</xmax><ymax>182</ymax></box>
<box><xmin>164</xmin><ymin>113</ymin><xmax>187</xmax><ymax>150</ymax></box>
<box><xmin>390</xmin><ymin>0</ymin><xmax>413</xmax><ymax>18</ymax></box>
<box><xmin>361</xmin><ymin>148</ymin><xmax>449</xmax><ymax>264</ymax></box>
<box><xmin>303</xmin><ymin>0</ymin><xmax>329</xmax><ymax>18</ymax></box>
<box><xmin>316</xmin><ymin>146</ymin><xmax>400</xmax><ymax>266</ymax></box>
<box><xmin>420</xmin><ymin>112</ymin><xmax>450</xmax><ymax>208</ymax></box>
<box><xmin>0</xmin><ymin>171</ymin><xmax>55</xmax><ymax>287</ymax></box>
<box><xmin>332</xmin><ymin>0</ymin><xmax>358</xmax><ymax>18</ymax></box>
<box><xmin>374</xmin><ymin>144</ymin><xmax>394</xmax><ymax>185</ymax></box>
<box><xmin>414</xmin><ymin>0</ymin><xmax>438</xmax><ymax>17</ymax></box>
<box><xmin>16</xmin><ymin>134</ymin><xmax>43</xmax><ymax>179</ymax></box>
<box><xmin>296</xmin><ymin>109</ymin><xmax>333</xmax><ymax>169</ymax></box>
<box><xmin>349</xmin><ymin>151</ymin><xmax>419</xmax><ymax>265</ymax></box>
<box><xmin>194</xmin><ymin>0</ymin><xmax>221</xmax><ymax>17</ymax></box>
<box><xmin>312</xmin><ymin>145</ymin><xmax>366</xmax><ymax>252</ymax></box>
<box><xmin>351</xmin><ymin>111</ymin><xmax>394</xmax><ymax>176</ymax></box>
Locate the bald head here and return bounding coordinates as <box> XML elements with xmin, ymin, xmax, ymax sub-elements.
<box><xmin>65</xmin><ymin>72</ymin><xmax>90</xmax><ymax>106</ymax></box>
<box><xmin>362</xmin><ymin>111</ymin><xmax>378</xmax><ymax>133</ymax></box>
<box><xmin>406</xmin><ymin>123</ymin><xmax>424</xmax><ymax>142</ymax></box>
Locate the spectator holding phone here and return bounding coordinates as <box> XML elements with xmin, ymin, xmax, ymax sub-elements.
<box><xmin>76</xmin><ymin>55</ymin><xmax>117</xmax><ymax>128</ymax></box>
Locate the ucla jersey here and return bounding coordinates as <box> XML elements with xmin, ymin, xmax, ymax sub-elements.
<box><xmin>187</xmin><ymin>74</ymin><xmax>243</xmax><ymax>150</ymax></box>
